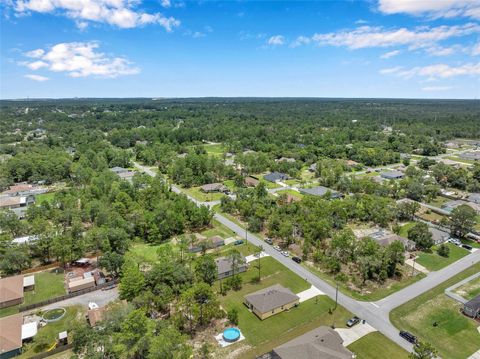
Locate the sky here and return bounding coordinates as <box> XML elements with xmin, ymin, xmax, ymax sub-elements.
<box><xmin>1</xmin><ymin>0</ymin><xmax>480</xmax><ymax>99</ymax></box>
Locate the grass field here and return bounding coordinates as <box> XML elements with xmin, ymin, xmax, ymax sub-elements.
<box><xmin>304</xmin><ymin>263</ymin><xmax>426</xmax><ymax>302</ymax></box>
<box><xmin>203</xmin><ymin>143</ymin><xmax>225</xmax><ymax>157</ymax></box>
<box><xmin>398</xmin><ymin>222</ymin><xmax>415</xmax><ymax>237</ymax></box>
<box><xmin>18</xmin><ymin>305</ymin><xmax>84</xmax><ymax>358</ymax></box>
<box><xmin>35</xmin><ymin>192</ymin><xmax>56</xmax><ymax>203</ymax></box>
<box><xmin>416</xmin><ymin>243</ymin><xmax>468</xmax><ymax>271</ymax></box>
<box><xmin>182</xmin><ymin>186</ymin><xmax>226</xmax><ymax>202</ymax></box>
<box><xmin>426</xmin><ymin>196</ymin><xmax>450</xmax><ymax>208</ymax></box>
<box><xmin>220</xmin><ymin>257</ymin><xmax>351</xmax><ymax>358</ymax></box>
<box><xmin>390</xmin><ymin>263</ymin><xmax>480</xmax><ymax>359</ymax></box>
<box><xmin>276</xmin><ymin>189</ymin><xmax>303</xmax><ymax>199</ymax></box>
<box><xmin>259</xmin><ymin>177</ymin><xmax>281</xmax><ymax>189</ymax></box>
<box><xmin>347</xmin><ymin>332</ymin><xmax>409</xmax><ymax>359</ymax></box>
<box><xmin>453</xmin><ymin>276</ymin><xmax>480</xmax><ymax>301</ymax></box>
<box><xmin>445</xmin><ymin>156</ymin><xmax>475</xmax><ymax>164</ymax></box>
<box><xmin>0</xmin><ymin>270</ymin><xmax>65</xmax><ymax>318</ymax></box>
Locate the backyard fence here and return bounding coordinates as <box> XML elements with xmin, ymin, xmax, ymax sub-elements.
<box><xmin>19</xmin><ymin>279</ymin><xmax>119</xmax><ymax>312</ymax></box>
<box><xmin>28</xmin><ymin>343</ymin><xmax>74</xmax><ymax>359</ymax></box>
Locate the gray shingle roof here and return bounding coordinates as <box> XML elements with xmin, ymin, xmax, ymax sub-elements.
<box><xmin>264</xmin><ymin>172</ymin><xmax>289</xmax><ymax>183</ymax></box>
<box><xmin>244</xmin><ymin>284</ymin><xmax>299</xmax><ymax>313</ymax></box>
<box><xmin>299</xmin><ymin>186</ymin><xmax>342</xmax><ymax>198</ymax></box>
<box><xmin>273</xmin><ymin>326</ymin><xmax>353</xmax><ymax>359</ymax></box>
<box><xmin>380</xmin><ymin>171</ymin><xmax>404</xmax><ymax>179</ymax></box>
<box><xmin>215</xmin><ymin>256</ymin><xmax>246</xmax><ymax>275</ymax></box>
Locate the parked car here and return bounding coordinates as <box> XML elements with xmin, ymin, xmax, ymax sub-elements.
<box><xmin>399</xmin><ymin>331</ymin><xmax>417</xmax><ymax>344</ymax></box>
<box><xmin>265</xmin><ymin>238</ymin><xmax>273</xmax><ymax>245</ymax></box>
<box><xmin>273</xmin><ymin>245</ymin><xmax>281</xmax><ymax>251</ymax></box>
<box><xmin>462</xmin><ymin>244</ymin><xmax>473</xmax><ymax>251</ymax></box>
<box><xmin>346</xmin><ymin>316</ymin><xmax>361</xmax><ymax>327</ymax></box>
<box><xmin>448</xmin><ymin>238</ymin><xmax>461</xmax><ymax>246</ymax></box>
<box><xmin>234</xmin><ymin>240</ymin><xmax>244</xmax><ymax>245</ymax></box>
<box><xmin>281</xmin><ymin>251</ymin><xmax>289</xmax><ymax>257</ymax></box>
<box><xmin>292</xmin><ymin>256</ymin><xmax>302</xmax><ymax>264</ymax></box>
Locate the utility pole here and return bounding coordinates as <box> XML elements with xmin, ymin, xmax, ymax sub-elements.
<box><xmin>334</xmin><ymin>282</ymin><xmax>339</xmax><ymax>310</ymax></box>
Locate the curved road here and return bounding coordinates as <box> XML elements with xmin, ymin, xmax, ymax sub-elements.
<box><xmin>134</xmin><ymin>162</ymin><xmax>480</xmax><ymax>353</ymax></box>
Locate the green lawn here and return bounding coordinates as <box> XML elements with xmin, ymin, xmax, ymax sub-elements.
<box><xmin>303</xmin><ymin>263</ymin><xmax>426</xmax><ymax>302</ymax></box>
<box><xmin>128</xmin><ymin>243</ymin><xmax>164</xmax><ymax>263</ymax></box>
<box><xmin>0</xmin><ymin>270</ymin><xmax>66</xmax><ymax>318</ymax></box>
<box><xmin>259</xmin><ymin>177</ymin><xmax>281</xmax><ymax>189</ymax></box>
<box><xmin>416</xmin><ymin>243</ymin><xmax>468</xmax><ymax>271</ymax></box>
<box><xmin>182</xmin><ymin>186</ymin><xmax>226</xmax><ymax>202</ymax></box>
<box><xmin>426</xmin><ymin>196</ymin><xmax>450</xmax><ymax>208</ymax></box>
<box><xmin>203</xmin><ymin>143</ymin><xmax>225</xmax><ymax>157</ymax></box>
<box><xmin>284</xmin><ymin>179</ymin><xmax>301</xmax><ymax>186</ymax></box>
<box><xmin>276</xmin><ymin>189</ymin><xmax>303</xmax><ymax>199</ymax></box>
<box><xmin>347</xmin><ymin>332</ymin><xmax>409</xmax><ymax>359</ymax></box>
<box><xmin>36</xmin><ymin>192</ymin><xmax>56</xmax><ymax>204</ymax></box>
<box><xmin>390</xmin><ymin>263</ymin><xmax>480</xmax><ymax>359</ymax></box>
<box><xmin>398</xmin><ymin>222</ymin><xmax>415</xmax><ymax>237</ymax></box>
<box><xmin>453</xmin><ymin>276</ymin><xmax>480</xmax><ymax>301</ymax></box>
<box><xmin>18</xmin><ymin>305</ymin><xmax>84</xmax><ymax>358</ymax></box>
<box><xmin>223</xmin><ymin>179</ymin><xmax>236</xmax><ymax>191</ymax></box>
<box><xmin>219</xmin><ymin>257</ymin><xmax>351</xmax><ymax>358</ymax></box>
<box><xmin>445</xmin><ymin>156</ymin><xmax>475</xmax><ymax>164</ymax></box>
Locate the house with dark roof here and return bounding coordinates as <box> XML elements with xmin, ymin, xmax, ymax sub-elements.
<box><xmin>215</xmin><ymin>256</ymin><xmax>247</xmax><ymax>279</ymax></box>
<box><xmin>463</xmin><ymin>294</ymin><xmax>480</xmax><ymax>318</ymax></box>
<box><xmin>299</xmin><ymin>186</ymin><xmax>343</xmax><ymax>199</ymax></box>
<box><xmin>269</xmin><ymin>326</ymin><xmax>353</xmax><ymax>359</ymax></box>
<box><xmin>468</xmin><ymin>193</ymin><xmax>480</xmax><ymax>205</ymax></box>
<box><xmin>200</xmin><ymin>183</ymin><xmax>228</xmax><ymax>193</ymax></box>
<box><xmin>380</xmin><ymin>171</ymin><xmax>405</xmax><ymax>180</ymax></box>
<box><xmin>459</xmin><ymin>151</ymin><xmax>480</xmax><ymax>161</ymax></box>
<box><xmin>244</xmin><ymin>284</ymin><xmax>299</xmax><ymax>320</ymax></box>
<box><xmin>0</xmin><ymin>314</ymin><xmax>23</xmax><ymax>359</ymax></box>
<box><xmin>264</xmin><ymin>172</ymin><xmax>289</xmax><ymax>183</ymax></box>
<box><xmin>189</xmin><ymin>235</ymin><xmax>225</xmax><ymax>253</ymax></box>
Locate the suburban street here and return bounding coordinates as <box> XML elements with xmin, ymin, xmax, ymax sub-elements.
<box><xmin>134</xmin><ymin>162</ymin><xmax>480</xmax><ymax>352</ymax></box>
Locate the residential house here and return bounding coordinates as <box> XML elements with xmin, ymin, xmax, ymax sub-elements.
<box><xmin>0</xmin><ymin>314</ymin><xmax>37</xmax><ymax>359</ymax></box>
<box><xmin>368</xmin><ymin>230</ymin><xmax>416</xmax><ymax>251</ymax></box>
<box><xmin>269</xmin><ymin>326</ymin><xmax>354</xmax><ymax>359</ymax></box>
<box><xmin>299</xmin><ymin>186</ymin><xmax>343</xmax><ymax>199</ymax></box>
<box><xmin>442</xmin><ymin>200</ymin><xmax>480</xmax><ymax>214</ymax></box>
<box><xmin>380</xmin><ymin>171</ymin><xmax>405</xmax><ymax>180</ymax></box>
<box><xmin>189</xmin><ymin>235</ymin><xmax>225</xmax><ymax>253</ymax></box>
<box><xmin>428</xmin><ymin>228</ymin><xmax>450</xmax><ymax>245</ymax></box>
<box><xmin>264</xmin><ymin>172</ymin><xmax>289</xmax><ymax>183</ymax></box>
<box><xmin>0</xmin><ymin>195</ymin><xmax>35</xmax><ymax>211</ymax></box>
<box><xmin>12</xmin><ymin>235</ymin><xmax>40</xmax><ymax>245</ymax></box>
<box><xmin>215</xmin><ymin>256</ymin><xmax>247</xmax><ymax>279</ymax></box>
<box><xmin>110</xmin><ymin>167</ymin><xmax>135</xmax><ymax>182</ymax></box>
<box><xmin>468</xmin><ymin>193</ymin><xmax>480</xmax><ymax>205</ymax></box>
<box><xmin>459</xmin><ymin>152</ymin><xmax>480</xmax><ymax>161</ymax></box>
<box><xmin>88</xmin><ymin>307</ymin><xmax>107</xmax><ymax>327</ymax></box>
<box><xmin>276</xmin><ymin>157</ymin><xmax>296</xmax><ymax>163</ymax></box>
<box><xmin>245</xmin><ymin>176</ymin><xmax>260</xmax><ymax>187</ymax></box>
<box><xmin>0</xmin><ymin>275</ymin><xmax>30</xmax><ymax>309</ymax></box>
<box><xmin>308</xmin><ymin>163</ymin><xmax>317</xmax><ymax>173</ymax></box>
<box><xmin>463</xmin><ymin>294</ymin><xmax>480</xmax><ymax>319</ymax></box>
<box><xmin>200</xmin><ymin>183</ymin><xmax>228</xmax><ymax>193</ymax></box>
<box><xmin>244</xmin><ymin>284</ymin><xmax>299</xmax><ymax>320</ymax></box>
<box><xmin>2</xmin><ymin>184</ymin><xmax>46</xmax><ymax>197</ymax></box>
<box><xmin>68</xmin><ymin>276</ymin><xmax>95</xmax><ymax>293</ymax></box>
<box><xmin>345</xmin><ymin>160</ymin><xmax>360</xmax><ymax>168</ymax></box>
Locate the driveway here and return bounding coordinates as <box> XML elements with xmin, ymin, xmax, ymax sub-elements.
<box><xmin>38</xmin><ymin>287</ymin><xmax>119</xmax><ymax>312</ymax></box>
<box><xmin>335</xmin><ymin>323</ymin><xmax>377</xmax><ymax>346</ymax></box>
<box><xmin>296</xmin><ymin>285</ymin><xmax>324</xmax><ymax>303</ymax></box>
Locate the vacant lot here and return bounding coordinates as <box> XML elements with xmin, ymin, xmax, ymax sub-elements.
<box><xmin>275</xmin><ymin>189</ymin><xmax>303</xmax><ymax>199</ymax></box>
<box><xmin>390</xmin><ymin>263</ymin><xmax>480</xmax><ymax>359</ymax></box>
<box><xmin>416</xmin><ymin>243</ymin><xmax>468</xmax><ymax>271</ymax></box>
<box><xmin>347</xmin><ymin>332</ymin><xmax>408</xmax><ymax>359</ymax></box>
<box><xmin>0</xmin><ymin>270</ymin><xmax>65</xmax><ymax>318</ymax></box>
<box><xmin>183</xmin><ymin>186</ymin><xmax>226</xmax><ymax>202</ymax></box>
<box><xmin>35</xmin><ymin>192</ymin><xmax>56</xmax><ymax>203</ymax></box>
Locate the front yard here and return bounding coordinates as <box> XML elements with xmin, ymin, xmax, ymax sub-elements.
<box><xmin>390</xmin><ymin>263</ymin><xmax>480</xmax><ymax>359</ymax></box>
<box><xmin>347</xmin><ymin>332</ymin><xmax>408</xmax><ymax>359</ymax></box>
<box><xmin>0</xmin><ymin>270</ymin><xmax>66</xmax><ymax>318</ymax></box>
<box><xmin>182</xmin><ymin>186</ymin><xmax>226</xmax><ymax>202</ymax></box>
<box><xmin>415</xmin><ymin>243</ymin><xmax>469</xmax><ymax>271</ymax></box>
<box><xmin>453</xmin><ymin>276</ymin><xmax>480</xmax><ymax>301</ymax></box>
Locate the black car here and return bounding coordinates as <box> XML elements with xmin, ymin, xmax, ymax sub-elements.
<box><xmin>292</xmin><ymin>256</ymin><xmax>302</xmax><ymax>264</ymax></box>
<box><xmin>265</xmin><ymin>238</ymin><xmax>273</xmax><ymax>245</ymax></box>
<box><xmin>462</xmin><ymin>244</ymin><xmax>473</xmax><ymax>251</ymax></box>
<box><xmin>346</xmin><ymin>316</ymin><xmax>361</xmax><ymax>327</ymax></box>
<box><xmin>399</xmin><ymin>330</ymin><xmax>417</xmax><ymax>344</ymax></box>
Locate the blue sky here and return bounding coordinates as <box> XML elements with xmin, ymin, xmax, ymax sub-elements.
<box><xmin>1</xmin><ymin>0</ymin><xmax>479</xmax><ymax>99</ymax></box>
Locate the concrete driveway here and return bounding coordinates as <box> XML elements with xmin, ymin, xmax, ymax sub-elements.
<box><xmin>39</xmin><ymin>287</ymin><xmax>119</xmax><ymax>312</ymax></box>
<box><xmin>336</xmin><ymin>322</ymin><xmax>377</xmax><ymax>346</ymax></box>
<box><xmin>296</xmin><ymin>285</ymin><xmax>324</xmax><ymax>303</ymax></box>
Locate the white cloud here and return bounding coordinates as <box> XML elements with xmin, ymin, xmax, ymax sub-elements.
<box><xmin>422</xmin><ymin>86</ymin><xmax>454</xmax><ymax>92</ymax></box>
<box><xmin>472</xmin><ymin>43</ymin><xmax>480</xmax><ymax>56</ymax></box>
<box><xmin>160</xmin><ymin>0</ymin><xmax>171</xmax><ymax>8</ymax></box>
<box><xmin>267</xmin><ymin>35</ymin><xmax>285</xmax><ymax>46</ymax></box>
<box><xmin>379</xmin><ymin>66</ymin><xmax>403</xmax><ymax>74</ymax></box>
<box><xmin>192</xmin><ymin>31</ymin><xmax>205</xmax><ymax>38</ymax></box>
<box><xmin>311</xmin><ymin>23</ymin><xmax>480</xmax><ymax>50</ymax></box>
<box><xmin>25</xmin><ymin>49</ymin><xmax>44</xmax><ymax>58</ymax></box>
<box><xmin>290</xmin><ymin>36</ymin><xmax>311</xmax><ymax>48</ymax></box>
<box><xmin>24</xmin><ymin>74</ymin><xmax>49</xmax><ymax>81</ymax></box>
<box><xmin>380</xmin><ymin>62</ymin><xmax>480</xmax><ymax>79</ymax></box>
<box><xmin>11</xmin><ymin>0</ymin><xmax>180</xmax><ymax>31</ymax></box>
<box><xmin>21</xmin><ymin>42</ymin><xmax>140</xmax><ymax>78</ymax></box>
<box><xmin>380</xmin><ymin>50</ymin><xmax>400</xmax><ymax>59</ymax></box>
<box><xmin>378</xmin><ymin>0</ymin><xmax>480</xmax><ymax>20</ymax></box>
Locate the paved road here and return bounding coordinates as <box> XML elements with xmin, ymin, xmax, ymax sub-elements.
<box><xmin>134</xmin><ymin>162</ymin><xmax>480</xmax><ymax>353</ymax></box>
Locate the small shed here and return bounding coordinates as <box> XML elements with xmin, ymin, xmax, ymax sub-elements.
<box><xmin>68</xmin><ymin>277</ymin><xmax>95</xmax><ymax>293</ymax></box>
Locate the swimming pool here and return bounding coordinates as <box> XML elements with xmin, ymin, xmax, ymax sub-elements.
<box><xmin>223</xmin><ymin>327</ymin><xmax>241</xmax><ymax>342</ymax></box>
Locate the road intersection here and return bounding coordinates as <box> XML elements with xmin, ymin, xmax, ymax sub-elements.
<box><xmin>134</xmin><ymin>162</ymin><xmax>480</xmax><ymax>353</ymax></box>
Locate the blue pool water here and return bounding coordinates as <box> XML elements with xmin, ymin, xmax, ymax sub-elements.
<box><xmin>223</xmin><ymin>327</ymin><xmax>241</xmax><ymax>342</ymax></box>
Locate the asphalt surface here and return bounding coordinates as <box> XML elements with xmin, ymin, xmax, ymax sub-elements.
<box><xmin>134</xmin><ymin>162</ymin><xmax>480</xmax><ymax>353</ymax></box>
